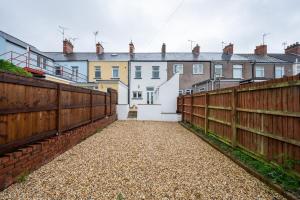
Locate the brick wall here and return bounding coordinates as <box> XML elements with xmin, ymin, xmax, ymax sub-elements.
<box><xmin>0</xmin><ymin>115</ymin><xmax>116</xmax><ymax>191</ymax></box>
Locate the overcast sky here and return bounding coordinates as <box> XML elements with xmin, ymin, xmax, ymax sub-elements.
<box><xmin>1</xmin><ymin>0</ymin><xmax>299</xmax><ymax>53</ymax></box>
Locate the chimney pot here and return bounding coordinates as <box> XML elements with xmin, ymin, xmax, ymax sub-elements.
<box><xmin>254</xmin><ymin>44</ymin><xmax>267</xmax><ymax>56</ymax></box>
<box><xmin>285</xmin><ymin>42</ymin><xmax>300</xmax><ymax>55</ymax></box>
<box><xmin>192</xmin><ymin>44</ymin><xmax>200</xmax><ymax>56</ymax></box>
<box><xmin>161</xmin><ymin>43</ymin><xmax>166</xmax><ymax>55</ymax></box>
<box><xmin>129</xmin><ymin>41</ymin><xmax>135</xmax><ymax>55</ymax></box>
<box><xmin>223</xmin><ymin>43</ymin><xmax>234</xmax><ymax>54</ymax></box>
<box><xmin>96</xmin><ymin>42</ymin><xmax>104</xmax><ymax>54</ymax></box>
<box><xmin>63</xmin><ymin>39</ymin><xmax>73</xmax><ymax>54</ymax></box>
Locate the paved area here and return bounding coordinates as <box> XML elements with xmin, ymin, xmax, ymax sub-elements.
<box><xmin>0</xmin><ymin>121</ymin><xmax>284</xmax><ymax>199</ymax></box>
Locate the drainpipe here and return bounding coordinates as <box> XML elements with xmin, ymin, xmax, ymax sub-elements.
<box><xmin>252</xmin><ymin>61</ymin><xmax>256</xmax><ymax>81</ymax></box>
<box><xmin>128</xmin><ymin>60</ymin><xmax>130</xmax><ymax>105</ymax></box>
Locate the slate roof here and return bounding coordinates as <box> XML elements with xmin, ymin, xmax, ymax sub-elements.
<box><xmin>45</xmin><ymin>52</ymin><xmax>250</xmax><ymax>62</ymax></box>
<box><xmin>0</xmin><ymin>30</ymin><xmax>52</xmax><ymax>59</ymax></box>
<box><xmin>44</xmin><ymin>52</ymin><xmax>130</xmax><ymax>62</ymax></box>
<box><xmin>268</xmin><ymin>53</ymin><xmax>300</xmax><ymax>63</ymax></box>
<box><xmin>237</xmin><ymin>54</ymin><xmax>287</xmax><ymax>63</ymax></box>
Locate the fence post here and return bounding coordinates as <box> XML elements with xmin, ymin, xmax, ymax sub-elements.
<box><xmin>56</xmin><ymin>84</ymin><xmax>62</xmax><ymax>134</ymax></box>
<box><xmin>231</xmin><ymin>88</ymin><xmax>237</xmax><ymax>147</ymax></box>
<box><xmin>90</xmin><ymin>90</ymin><xmax>93</xmax><ymax>123</ymax></box>
<box><xmin>204</xmin><ymin>92</ymin><xmax>208</xmax><ymax>134</ymax></box>
<box><xmin>190</xmin><ymin>95</ymin><xmax>194</xmax><ymax>124</ymax></box>
<box><xmin>110</xmin><ymin>90</ymin><xmax>112</xmax><ymax>116</ymax></box>
<box><xmin>104</xmin><ymin>93</ymin><xmax>107</xmax><ymax>117</ymax></box>
<box><xmin>182</xmin><ymin>96</ymin><xmax>185</xmax><ymax>122</ymax></box>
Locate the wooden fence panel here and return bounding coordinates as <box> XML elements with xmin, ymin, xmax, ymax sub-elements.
<box><xmin>178</xmin><ymin>75</ymin><xmax>300</xmax><ymax>174</ymax></box>
<box><xmin>0</xmin><ymin>72</ymin><xmax>117</xmax><ymax>155</ymax></box>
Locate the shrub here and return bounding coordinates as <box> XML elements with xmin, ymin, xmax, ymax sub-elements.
<box><xmin>0</xmin><ymin>59</ymin><xmax>33</xmax><ymax>77</ymax></box>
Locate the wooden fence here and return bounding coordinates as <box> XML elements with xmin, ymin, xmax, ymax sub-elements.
<box><xmin>177</xmin><ymin>75</ymin><xmax>300</xmax><ymax>174</ymax></box>
<box><xmin>0</xmin><ymin>72</ymin><xmax>117</xmax><ymax>155</ymax></box>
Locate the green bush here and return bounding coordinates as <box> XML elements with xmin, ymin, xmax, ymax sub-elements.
<box><xmin>0</xmin><ymin>59</ymin><xmax>33</xmax><ymax>77</ymax></box>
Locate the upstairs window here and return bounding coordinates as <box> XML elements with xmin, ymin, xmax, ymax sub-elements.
<box><xmin>296</xmin><ymin>64</ymin><xmax>300</xmax><ymax>75</ymax></box>
<box><xmin>233</xmin><ymin>65</ymin><xmax>243</xmax><ymax>79</ymax></box>
<box><xmin>112</xmin><ymin>66</ymin><xmax>119</xmax><ymax>78</ymax></box>
<box><xmin>55</xmin><ymin>66</ymin><xmax>62</xmax><ymax>76</ymax></box>
<box><xmin>173</xmin><ymin>64</ymin><xmax>183</xmax><ymax>74</ymax></box>
<box><xmin>95</xmin><ymin>66</ymin><xmax>101</xmax><ymax>80</ymax></box>
<box><xmin>275</xmin><ymin>66</ymin><xmax>284</xmax><ymax>78</ymax></box>
<box><xmin>135</xmin><ymin>66</ymin><xmax>142</xmax><ymax>79</ymax></box>
<box><xmin>193</xmin><ymin>64</ymin><xmax>204</xmax><ymax>74</ymax></box>
<box><xmin>72</xmin><ymin>66</ymin><xmax>79</xmax><ymax>78</ymax></box>
<box><xmin>152</xmin><ymin>66</ymin><xmax>160</xmax><ymax>79</ymax></box>
<box><xmin>255</xmin><ymin>66</ymin><xmax>264</xmax><ymax>78</ymax></box>
<box><xmin>214</xmin><ymin>64</ymin><xmax>223</xmax><ymax>77</ymax></box>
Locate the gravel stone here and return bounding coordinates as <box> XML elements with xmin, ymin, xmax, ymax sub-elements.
<box><xmin>0</xmin><ymin>121</ymin><xmax>285</xmax><ymax>199</ymax></box>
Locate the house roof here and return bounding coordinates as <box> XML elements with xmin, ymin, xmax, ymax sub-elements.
<box><xmin>268</xmin><ymin>53</ymin><xmax>300</xmax><ymax>63</ymax></box>
<box><xmin>237</xmin><ymin>54</ymin><xmax>287</xmax><ymax>63</ymax></box>
<box><xmin>44</xmin><ymin>52</ymin><xmax>131</xmax><ymax>62</ymax></box>
<box><xmin>45</xmin><ymin>52</ymin><xmax>250</xmax><ymax>62</ymax></box>
<box><xmin>0</xmin><ymin>30</ymin><xmax>52</xmax><ymax>59</ymax></box>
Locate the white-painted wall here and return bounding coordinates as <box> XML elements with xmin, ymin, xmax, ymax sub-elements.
<box><xmin>137</xmin><ymin>105</ymin><xmax>162</xmax><ymax>121</ymax></box>
<box><xmin>117</xmin><ymin>104</ymin><xmax>130</xmax><ymax>120</ymax></box>
<box><xmin>118</xmin><ymin>82</ymin><xmax>128</xmax><ymax>104</ymax></box>
<box><xmin>129</xmin><ymin>61</ymin><xmax>168</xmax><ymax>106</ymax></box>
<box><xmin>158</xmin><ymin>73</ymin><xmax>179</xmax><ymax>113</ymax></box>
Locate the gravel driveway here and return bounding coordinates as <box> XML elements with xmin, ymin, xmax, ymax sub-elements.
<box><xmin>0</xmin><ymin>121</ymin><xmax>284</xmax><ymax>200</ymax></box>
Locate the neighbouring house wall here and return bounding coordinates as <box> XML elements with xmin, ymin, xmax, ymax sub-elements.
<box><xmin>0</xmin><ymin>37</ymin><xmax>6</xmax><ymax>54</ymax></box>
<box><xmin>55</xmin><ymin>61</ymin><xmax>88</xmax><ymax>82</ymax></box>
<box><xmin>130</xmin><ymin>61</ymin><xmax>167</xmax><ymax>106</ymax></box>
<box><xmin>167</xmin><ymin>61</ymin><xmax>210</xmax><ymax>90</ymax></box>
<box><xmin>117</xmin><ymin>104</ymin><xmax>129</xmax><ymax>120</ymax></box>
<box><xmin>253</xmin><ymin>63</ymin><xmax>294</xmax><ymax>79</ymax></box>
<box><xmin>88</xmin><ymin>61</ymin><xmax>128</xmax><ymax>85</ymax></box>
<box><xmin>118</xmin><ymin>82</ymin><xmax>128</xmax><ymax>104</ymax></box>
<box><xmin>210</xmin><ymin>61</ymin><xmax>252</xmax><ymax>80</ymax></box>
<box><xmin>159</xmin><ymin>73</ymin><xmax>179</xmax><ymax>113</ymax></box>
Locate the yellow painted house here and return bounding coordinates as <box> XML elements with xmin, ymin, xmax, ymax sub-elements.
<box><xmin>88</xmin><ymin>60</ymin><xmax>128</xmax><ymax>90</ymax></box>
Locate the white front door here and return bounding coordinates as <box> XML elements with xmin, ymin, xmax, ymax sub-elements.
<box><xmin>146</xmin><ymin>87</ymin><xmax>154</xmax><ymax>104</ymax></box>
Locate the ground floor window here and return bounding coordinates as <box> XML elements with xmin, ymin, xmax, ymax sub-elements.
<box><xmin>132</xmin><ymin>91</ymin><xmax>142</xmax><ymax>99</ymax></box>
<box><xmin>255</xmin><ymin>66</ymin><xmax>264</xmax><ymax>78</ymax></box>
<box><xmin>185</xmin><ymin>89</ymin><xmax>193</xmax><ymax>95</ymax></box>
<box><xmin>275</xmin><ymin>66</ymin><xmax>284</xmax><ymax>78</ymax></box>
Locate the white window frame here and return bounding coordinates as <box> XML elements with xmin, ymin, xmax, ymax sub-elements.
<box><xmin>193</xmin><ymin>64</ymin><xmax>204</xmax><ymax>75</ymax></box>
<box><xmin>152</xmin><ymin>66</ymin><xmax>160</xmax><ymax>79</ymax></box>
<box><xmin>275</xmin><ymin>66</ymin><xmax>285</xmax><ymax>78</ymax></box>
<box><xmin>179</xmin><ymin>90</ymin><xmax>184</xmax><ymax>95</ymax></box>
<box><xmin>132</xmin><ymin>91</ymin><xmax>142</xmax><ymax>99</ymax></box>
<box><xmin>255</xmin><ymin>66</ymin><xmax>264</xmax><ymax>78</ymax></box>
<box><xmin>233</xmin><ymin>65</ymin><xmax>243</xmax><ymax>79</ymax></box>
<box><xmin>135</xmin><ymin>66</ymin><xmax>142</xmax><ymax>79</ymax></box>
<box><xmin>214</xmin><ymin>64</ymin><xmax>223</xmax><ymax>77</ymax></box>
<box><xmin>95</xmin><ymin>66</ymin><xmax>101</xmax><ymax>80</ymax></box>
<box><xmin>173</xmin><ymin>64</ymin><xmax>183</xmax><ymax>74</ymax></box>
<box><xmin>71</xmin><ymin>66</ymin><xmax>79</xmax><ymax>77</ymax></box>
<box><xmin>112</xmin><ymin>66</ymin><xmax>119</xmax><ymax>78</ymax></box>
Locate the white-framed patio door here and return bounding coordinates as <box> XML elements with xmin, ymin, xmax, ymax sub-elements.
<box><xmin>146</xmin><ymin>87</ymin><xmax>154</xmax><ymax>104</ymax></box>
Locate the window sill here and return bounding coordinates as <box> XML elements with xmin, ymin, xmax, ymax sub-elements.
<box><xmin>134</xmin><ymin>78</ymin><xmax>142</xmax><ymax>79</ymax></box>
<box><xmin>132</xmin><ymin>98</ymin><xmax>143</xmax><ymax>100</ymax></box>
<box><xmin>151</xmin><ymin>78</ymin><xmax>160</xmax><ymax>79</ymax></box>
<box><xmin>192</xmin><ymin>73</ymin><xmax>204</xmax><ymax>75</ymax></box>
<box><xmin>111</xmin><ymin>78</ymin><xmax>120</xmax><ymax>80</ymax></box>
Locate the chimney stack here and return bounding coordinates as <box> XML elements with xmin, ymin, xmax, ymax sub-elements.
<box><xmin>254</xmin><ymin>44</ymin><xmax>267</xmax><ymax>56</ymax></box>
<box><xmin>161</xmin><ymin>43</ymin><xmax>166</xmax><ymax>55</ymax></box>
<box><xmin>285</xmin><ymin>42</ymin><xmax>300</xmax><ymax>55</ymax></box>
<box><xmin>129</xmin><ymin>41</ymin><xmax>135</xmax><ymax>55</ymax></box>
<box><xmin>63</xmin><ymin>39</ymin><xmax>73</xmax><ymax>54</ymax></box>
<box><xmin>223</xmin><ymin>43</ymin><xmax>233</xmax><ymax>54</ymax></box>
<box><xmin>96</xmin><ymin>42</ymin><xmax>104</xmax><ymax>54</ymax></box>
<box><xmin>192</xmin><ymin>44</ymin><xmax>200</xmax><ymax>56</ymax></box>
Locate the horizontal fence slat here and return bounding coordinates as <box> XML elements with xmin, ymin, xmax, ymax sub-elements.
<box><xmin>236</xmin><ymin>108</ymin><xmax>300</xmax><ymax>118</ymax></box>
